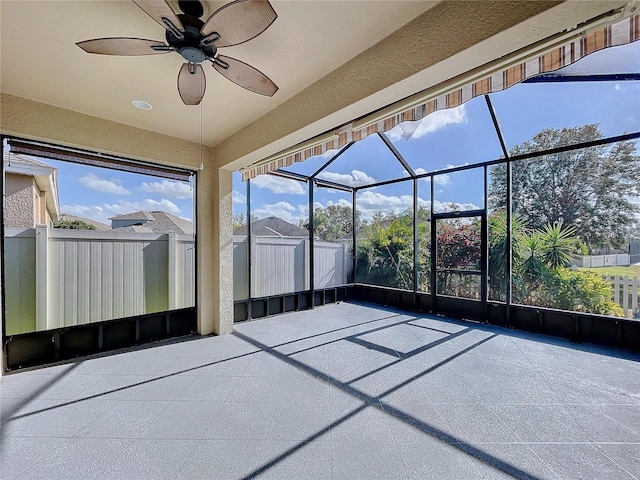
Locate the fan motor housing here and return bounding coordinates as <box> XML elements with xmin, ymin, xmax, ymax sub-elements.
<box><xmin>166</xmin><ymin>22</ymin><xmax>216</xmax><ymax>64</ymax></box>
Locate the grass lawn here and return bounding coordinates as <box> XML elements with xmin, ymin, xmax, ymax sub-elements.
<box><xmin>580</xmin><ymin>265</ymin><xmax>640</xmax><ymax>278</ymax></box>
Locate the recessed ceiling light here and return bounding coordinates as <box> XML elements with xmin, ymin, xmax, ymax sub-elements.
<box><xmin>132</xmin><ymin>100</ymin><xmax>152</xmax><ymax>110</ymax></box>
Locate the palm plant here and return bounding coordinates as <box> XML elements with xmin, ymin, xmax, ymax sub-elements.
<box><xmin>540</xmin><ymin>221</ymin><xmax>579</xmax><ymax>268</ymax></box>
<box><xmin>488</xmin><ymin>212</ymin><xmax>526</xmax><ymax>301</ymax></box>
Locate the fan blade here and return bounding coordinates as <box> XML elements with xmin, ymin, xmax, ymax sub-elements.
<box><xmin>76</xmin><ymin>38</ymin><xmax>170</xmax><ymax>55</ymax></box>
<box><xmin>132</xmin><ymin>0</ymin><xmax>184</xmax><ymax>33</ymax></box>
<box><xmin>201</xmin><ymin>0</ymin><xmax>277</xmax><ymax>48</ymax></box>
<box><xmin>178</xmin><ymin>63</ymin><xmax>206</xmax><ymax>105</ymax></box>
<box><xmin>212</xmin><ymin>55</ymin><xmax>278</xmax><ymax>96</ymax></box>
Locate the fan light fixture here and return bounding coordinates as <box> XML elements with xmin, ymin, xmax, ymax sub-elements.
<box><xmin>76</xmin><ymin>0</ymin><xmax>279</xmax><ymax>106</ymax></box>
<box><xmin>132</xmin><ymin>100</ymin><xmax>153</xmax><ymax>110</ymax></box>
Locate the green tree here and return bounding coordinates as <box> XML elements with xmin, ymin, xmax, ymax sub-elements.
<box><xmin>53</xmin><ymin>219</ymin><xmax>96</xmax><ymax>230</ymax></box>
<box><xmin>489</xmin><ymin>125</ymin><xmax>640</xmax><ymax>250</ymax></box>
<box><xmin>355</xmin><ymin>212</ymin><xmax>414</xmax><ymax>290</ymax></box>
<box><xmin>355</xmin><ymin>208</ymin><xmax>431</xmax><ymax>291</ymax></box>
<box><xmin>233</xmin><ymin>212</ymin><xmax>247</xmax><ymax>229</ymax></box>
<box><xmin>233</xmin><ymin>213</ymin><xmax>258</xmax><ymax>229</ymax></box>
<box><xmin>301</xmin><ymin>204</ymin><xmax>361</xmax><ymax>242</ymax></box>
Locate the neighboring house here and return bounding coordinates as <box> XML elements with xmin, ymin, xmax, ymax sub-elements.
<box><xmin>3</xmin><ymin>151</ymin><xmax>61</xmax><ymax>228</ymax></box>
<box><xmin>110</xmin><ymin>210</ymin><xmax>193</xmax><ymax>234</ymax></box>
<box><xmin>234</xmin><ymin>216</ymin><xmax>307</xmax><ymax>238</ymax></box>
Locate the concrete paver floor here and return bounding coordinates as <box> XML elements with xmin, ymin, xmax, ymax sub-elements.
<box><xmin>1</xmin><ymin>302</ymin><xmax>639</xmax><ymax>479</ymax></box>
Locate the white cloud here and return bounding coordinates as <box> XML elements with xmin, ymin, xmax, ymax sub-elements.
<box><xmin>317</xmin><ymin>169</ymin><xmax>375</xmax><ymax>186</ymax></box>
<box><xmin>410</xmin><ymin>163</ymin><xmax>470</xmax><ymax>187</ymax></box>
<box><xmin>62</xmin><ymin>198</ymin><xmax>181</xmax><ymax>225</ymax></box>
<box><xmin>431</xmin><ymin>200</ymin><xmax>479</xmax><ymax>213</ymax></box>
<box><xmin>356</xmin><ymin>191</ymin><xmax>414</xmax><ymax>220</ymax></box>
<box><xmin>62</xmin><ymin>205</ymin><xmax>108</xmax><ymax>223</ymax></box>
<box><xmin>298</xmin><ymin>202</ymin><xmax>323</xmax><ymax>218</ymax></box>
<box><xmin>253</xmin><ymin>201</ymin><xmax>304</xmax><ymax>224</ymax></box>
<box><xmin>141</xmin><ymin>179</ymin><xmax>192</xmax><ymax>199</ymax></box>
<box><xmin>79</xmin><ymin>173</ymin><xmax>130</xmax><ymax>195</ymax></box>
<box><xmin>317</xmin><ymin>149</ymin><xmax>339</xmax><ymax>160</ymax></box>
<box><xmin>108</xmin><ymin>198</ymin><xmax>181</xmax><ymax>216</ymax></box>
<box><xmin>433</xmin><ymin>174</ymin><xmax>450</xmax><ymax>185</ymax></box>
<box><xmin>355</xmin><ymin>190</ymin><xmax>479</xmax><ymax>221</ymax></box>
<box><xmin>232</xmin><ymin>190</ymin><xmax>246</xmax><ymax>204</ymax></box>
<box><xmin>402</xmin><ymin>167</ymin><xmax>449</xmax><ymax>185</ymax></box>
<box><xmin>327</xmin><ymin>199</ymin><xmax>352</xmax><ymax>208</ymax></box>
<box><xmin>444</xmin><ymin>163</ymin><xmax>469</xmax><ymax>169</ymax></box>
<box><xmin>386</xmin><ymin>105</ymin><xmax>467</xmax><ymax>141</ymax></box>
<box><xmin>403</xmin><ymin>167</ymin><xmax>425</xmax><ymax>178</ymax></box>
<box><xmin>251</xmin><ymin>175</ymin><xmax>306</xmax><ymax>195</ymax></box>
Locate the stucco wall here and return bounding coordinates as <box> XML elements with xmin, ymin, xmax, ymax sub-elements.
<box><xmin>33</xmin><ymin>186</ymin><xmax>45</xmax><ymax>225</ymax></box>
<box><xmin>5</xmin><ymin>173</ymin><xmax>35</xmax><ymax>228</ymax></box>
<box><xmin>0</xmin><ymin>94</ymin><xmax>204</xmax><ymax>170</ymax></box>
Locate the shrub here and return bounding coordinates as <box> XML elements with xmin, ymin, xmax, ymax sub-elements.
<box><xmin>53</xmin><ymin>219</ymin><xmax>96</xmax><ymax>230</ymax></box>
<box><xmin>546</xmin><ymin>267</ymin><xmax>623</xmax><ymax>316</ymax></box>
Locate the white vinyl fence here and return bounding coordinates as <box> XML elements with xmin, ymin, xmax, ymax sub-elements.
<box><xmin>5</xmin><ymin>228</ymin><xmax>351</xmax><ymax>334</ymax></box>
<box><xmin>580</xmin><ymin>254</ymin><xmax>631</xmax><ymax>268</ymax></box>
<box><xmin>605</xmin><ymin>275</ymin><xmax>640</xmax><ymax>318</ymax></box>
<box><xmin>4</xmin><ymin>227</ymin><xmax>195</xmax><ymax>334</ymax></box>
<box><xmin>233</xmin><ymin>235</ymin><xmax>352</xmax><ymax>299</ymax></box>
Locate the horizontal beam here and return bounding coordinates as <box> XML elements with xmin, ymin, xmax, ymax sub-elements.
<box><xmin>314</xmin><ymin>178</ymin><xmax>353</xmax><ymax>193</ymax></box>
<box><xmin>523</xmin><ymin>73</ymin><xmax>640</xmax><ymax>83</ymax></box>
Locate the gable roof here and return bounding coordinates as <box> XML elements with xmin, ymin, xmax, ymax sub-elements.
<box><xmin>3</xmin><ymin>150</ymin><xmax>52</xmax><ymax>168</ymax></box>
<box><xmin>110</xmin><ymin>211</ymin><xmax>155</xmax><ymax>221</ymax></box>
<box><xmin>234</xmin><ymin>216</ymin><xmax>307</xmax><ymax>237</ymax></box>
<box><xmin>4</xmin><ymin>150</ymin><xmax>61</xmax><ymax>221</ymax></box>
<box><xmin>111</xmin><ymin>210</ymin><xmax>193</xmax><ymax>234</ymax></box>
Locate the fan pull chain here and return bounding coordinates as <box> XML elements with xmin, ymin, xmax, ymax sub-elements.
<box><xmin>200</xmin><ymin>71</ymin><xmax>204</xmax><ymax>172</ymax></box>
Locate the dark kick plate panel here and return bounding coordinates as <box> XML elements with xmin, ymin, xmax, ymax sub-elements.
<box><xmin>4</xmin><ymin>308</ymin><xmax>196</xmax><ymax>371</ymax></box>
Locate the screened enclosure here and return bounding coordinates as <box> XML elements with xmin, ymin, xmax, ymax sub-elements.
<box><xmin>233</xmin><ymin>39</ymin><xmax>640</xmax><ymax>350</ymax></box>
<box><xmin>2</xmin><ymin>139</ymin><xmax>197</xmax><ymax>369</ymax></box>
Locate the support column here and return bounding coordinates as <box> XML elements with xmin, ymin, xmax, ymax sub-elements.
<box><xmin>167</xmin><ymin>233</ymin><xmax>176</xmax><ymax>310</ymax></box>
<box><xmin>35</xmin><ymin>224</ymin><xmax>48</xmax><ymax>331</ymax></box>
<box><xmin>197</xmin><ymin>160</ymin><xmax>234</xmax><ymax>335</ymax></box>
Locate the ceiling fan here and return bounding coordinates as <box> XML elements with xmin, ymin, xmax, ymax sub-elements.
<box><xmin>77</xmin><ymin>0</ymin><xmax>279</xmax><ymax>105</ymax></box>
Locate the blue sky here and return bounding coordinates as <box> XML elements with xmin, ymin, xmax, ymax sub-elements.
<box><xmin>40</xmin><ymin>160</ymin><xmax>195</xmax><ymax>226</ymax></box>
<box><xmin>5</xmin><ymin>44</ymin><xmax>637</xmax><ymax>228</ymax></box>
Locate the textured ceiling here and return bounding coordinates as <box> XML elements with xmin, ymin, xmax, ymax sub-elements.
<box><xmin>0</xmin><ymin>0</ymin><xmax>435</xmax><ymax>147</ymax></box>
